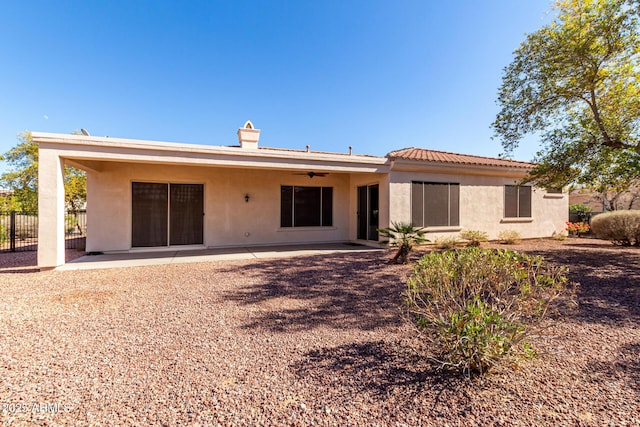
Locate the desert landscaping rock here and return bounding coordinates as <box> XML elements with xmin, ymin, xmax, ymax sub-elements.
<box><xmin>0</xmin><ymin>239</ymin><xmax>638</xmax><ymax>426</ymax></box>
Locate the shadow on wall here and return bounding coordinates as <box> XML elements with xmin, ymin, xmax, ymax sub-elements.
<box><xmin>219</xmin><ymin>251</ymin><xmax>406</xmax><ymax>332</ymax></box>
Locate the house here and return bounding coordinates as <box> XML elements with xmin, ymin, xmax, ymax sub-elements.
<box><xmin>34</xmin><ymin>121</ymin><xmax>568</xmax><ymax>269</ymax></box>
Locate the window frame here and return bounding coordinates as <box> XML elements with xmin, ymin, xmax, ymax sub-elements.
<box><xmin>280</xmin><ymin>185</ymin><xmax>333</xmax><ymax>228</ymax></box>
<box><xmin>411</xmin><ymin>181</ymin><xmax>460</xmax><ymax>227</ymax></box>
<box><xmin>504</xmin><ymin>185</ymin><xmax>532</xmax><ymax>218</ymax></box>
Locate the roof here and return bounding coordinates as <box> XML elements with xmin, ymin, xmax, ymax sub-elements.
<box><xmin>222</xmin><ymin>145</ymin><xmax>382</xmax><ymax>158</ymax></box>
<box><xmin>387</xmin><ymin>147</ymin><xmax>533</xmax><ymax>169</ymax></box>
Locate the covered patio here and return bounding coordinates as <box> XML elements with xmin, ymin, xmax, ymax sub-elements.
<box><xmin>34</xmin><ymin>124</ymin><xmax>389</xmax><ymax>270</ymax></box>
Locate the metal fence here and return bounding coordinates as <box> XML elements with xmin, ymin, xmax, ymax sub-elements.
<box><xmin>0</xmin><ymin>210</ymin><xmax>86</xmax><ymax>253</ymax></box>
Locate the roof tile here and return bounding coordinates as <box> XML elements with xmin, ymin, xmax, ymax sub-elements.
<box><xmin>387</xmin><ymin>147</ymin><xmax>533</xmax><ymax>169</ymax></box>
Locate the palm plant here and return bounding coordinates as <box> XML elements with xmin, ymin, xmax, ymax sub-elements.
<box><xmin>377</xmin><ymin>222</ymin><xmax>428</xmax><ymax>264</ymax></box>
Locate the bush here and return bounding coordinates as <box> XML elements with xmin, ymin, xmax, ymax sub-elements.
<box><xmin>405</xmin><ymin>247</ymin><xmax>570</xmax><ymax>377</ymax></box>
<box><xmin>565</xmin><ymin>221</ymin><xmax>590</xmax><ymax>236</ymax></box>
<box><xmin>377</xmin><ymin>222</ymin><xmax>429</xmax><ymax>264</ymax></box>
<box><xmin>433</xmin><ymin>236</ymin><xmax>459</xmax><ymax>249</ymax></box>
<box><xmin>498</xmin><ymin>230</ymin><xmax>521</xmax><ymax>244</ymax></box>
<box><xmin>459</xmin><ymin>230</ymin><xmax>488</xmax><ymax>247</ymax></box>
<box><xmin>569</xmin><ymin>204</ymin><xmax>593</xmax><ymax>222</ymax></box>
<box><xmin>591</xmin><ymin>210</ymin><xmax>640</xmax><ymax>246</ymax></box>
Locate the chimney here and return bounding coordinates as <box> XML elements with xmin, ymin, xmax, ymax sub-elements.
<box><xmin>237</xmin><ymin>120</ymin><xmax>260</xmax><ymax>149</ymax></box>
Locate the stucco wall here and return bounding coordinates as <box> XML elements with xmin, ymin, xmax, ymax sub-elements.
<box><xmin>389</xmin><ymin>170</ymin><xmax>568</xmax><ymax>240</ymax></box>
<box><xmin>86</xmin><ymin>163</ymin><xmax>354</xmax><ymax>252</ymax></box>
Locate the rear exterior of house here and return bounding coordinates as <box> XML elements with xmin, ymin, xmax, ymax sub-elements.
<box><xmin>34</xmin><ymin>123</ymin><xmax>568</xmax><ymax>269</ymax></box>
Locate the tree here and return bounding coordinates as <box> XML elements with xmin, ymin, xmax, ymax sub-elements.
<box><xmin>492</xmin><ymin>0</ymin><xmax>640</xmax><ymax>190</ymax></box>
<box><xmin>0</xmin><ymin>131</ymin><xmax>38</xmax><ymax>211</ymax></box>
<box><xmin>0</xmin><ymin>193</ymin><xmax>22</xmax><ymax>212</ymax></box>
<box><xmin>0</xmin><ymin>130</ymin><xmax>86</xmax><ymax>213</ymax></box>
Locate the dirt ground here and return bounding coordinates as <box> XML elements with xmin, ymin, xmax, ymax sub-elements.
<box><xmin>0</xmin><ymin>238</ymin><xmax>638</xmax><ymax>426</ymax></box>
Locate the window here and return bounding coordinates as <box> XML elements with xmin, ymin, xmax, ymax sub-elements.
<box><xmin>411</xmin><ymin>182</ymin><xmax>460</xmax><ymax>227</ymax></box>
<box><xmin>281</xmin><ymin>186</ymin><xmax>333</xmax><ymax>227</ymax></box>
<box><xmin>504</xmin><ymin>185</ymin><xmax>532</xmax><ymax>218</ymax></box>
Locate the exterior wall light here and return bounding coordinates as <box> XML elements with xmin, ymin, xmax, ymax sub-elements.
<box><xmin>245</xmin><ymin>194</ymin><xmax>250</xmax><ymax>203</ymax></box>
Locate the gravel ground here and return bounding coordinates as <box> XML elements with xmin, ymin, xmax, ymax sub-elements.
<box><xmin>0</xmin><ymin>239</ymin><xmax>638</xmax><ymax>426</ymax></box>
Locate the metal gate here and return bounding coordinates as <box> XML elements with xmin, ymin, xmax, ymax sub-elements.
<box><xmin>0</xmin><ymin>210</ymin><xmax>86</xmax><ymax>253</ymax></box>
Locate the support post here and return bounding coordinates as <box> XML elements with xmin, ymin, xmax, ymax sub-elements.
<box><xmin>37</xmin><ymin>146</ymin><xmax>66</xmax><ymax>269</ymax></box>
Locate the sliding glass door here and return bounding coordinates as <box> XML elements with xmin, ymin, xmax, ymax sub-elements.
<box><xmin>131</xmin><ymin>182</ymin><xmax>203</xmax><ymax>247</ymax></box>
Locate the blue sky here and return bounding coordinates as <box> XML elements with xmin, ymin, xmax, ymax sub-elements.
<box><xmin>0</xmin><ymin>1</ymin><xmax>553</xmax><ymax>173</ymax></box>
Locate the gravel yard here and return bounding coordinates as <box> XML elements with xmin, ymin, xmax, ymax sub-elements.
<box><xmin>0</xmin><ymin>239</ymin><xmax>638</xmax><ymax>426</ymax></box>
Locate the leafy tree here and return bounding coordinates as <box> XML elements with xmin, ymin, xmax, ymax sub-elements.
<box><xmin>493</xmin><ymin>0</ymin><xmax>640</xmax><ymax>190</ymax></box>
<box><xmin>0</xmin><ymin>130</ymin><xmax>87</xmax><ymax>213</ymax></box>
<box><xmin>0</xmin><ymin>131</ymin><xmax>38</xmax><ymax>211</ymax></box>
<box><xmin>0</xmin><ymin>194</ymin><xmax>23</xmax><ymax>212</ymax></box>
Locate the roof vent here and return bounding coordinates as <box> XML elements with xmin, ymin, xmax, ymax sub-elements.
<box><xmin>237</xmin><ymin>120</ymin><xmax>260</xmax><ymax>149</ymax></box>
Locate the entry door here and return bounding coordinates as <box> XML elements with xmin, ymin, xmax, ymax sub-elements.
<box><xmin>357</xmin><ymin>184</ymin><xmax>379</xmax><ymax>240</ymax></box>
<box><xmin>132</xmin><ymin>182</ymin><xmax>203</xmax><ymax>247</ymax></box>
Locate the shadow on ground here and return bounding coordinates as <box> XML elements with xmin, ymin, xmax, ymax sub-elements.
<box><xmin>522</xmin><ymin>243</ymin><xmax>640</xmax><ymax>325</ymax></box>
<box><xmin>291</xmin><ymin>340</ymin><xmax>468</xmax><ymax>413</ymax></box>
<box><xmin>220</xmin><ymin>251</ymin><xmax>405</xmax><ymax>332</ymax></box>
<box><xmin>584</xmin><ymin>341</ymin><xmax>640</xmax><ymax>394</ymax></box>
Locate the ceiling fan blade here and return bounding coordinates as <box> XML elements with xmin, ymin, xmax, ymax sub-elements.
<box><xmin>291</xmin><ymin>172</ymin><xmax>329</xmax><ymax>178</ymax></box>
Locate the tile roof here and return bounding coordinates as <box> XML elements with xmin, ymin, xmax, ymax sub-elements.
<box><xmin>387</xmin><ymin>147</ymin><xmax>533</xmax><ymax>169</ymax></box>
<box><xmin>225</xmin><ymin>145</ymin><xmax>383</xmax><ymax>158</ymax></box>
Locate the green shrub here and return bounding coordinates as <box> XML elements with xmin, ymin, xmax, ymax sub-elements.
<box><xmin>433</xmin><ymin>236</ymin><xmax>459</xmax><ymax>249</ymax></box>
<box><xmin>569</xmin><ymin>204</ymin><xmax>593</xmax><ymax>222</ymax></box>
<box><xmin>591</xmin><ymin>210</ymin><xmax>640</xmax><ymax>246</ymax></box>
<box><xmin>498</xmin><ymin>230</ymin><xmax>521</xmax><ymax>244</ymax></box>
<box><xmin>459</xmin><ymin>230</ymin><xmax>488</xmax><ymax>247</ymax></box>
<box><xmin>377</xmin><ymin>222</ymin><xmax>429</xmax><ymax>264</ymax></box>
<box><xmin>405</xmin><ymin>248</ymin><xmax>570</xmax><ymax>377</ymax></box>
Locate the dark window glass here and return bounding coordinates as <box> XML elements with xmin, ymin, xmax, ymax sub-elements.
<box><xmin>357</xmin><ymin>186</ymin><xmax>368</xmax><ymax>239</ymax></box>
<box><xmin>424</xmin><ymin>183</ymin><xmax>450</xmax><ymax>226</ymax></box>
<box><xmin>411</xmin><ymin>182</ymin><xmax>423</xmax><ymax>226</ymax></box>
<box><xmin>295</xmin><ymin>186</ymin><xmax>321</xmax><ymax>226</ymax></box>
<box><xmin>412</xmin><ymin>182</ymin><xmax>460</xmax><ymax>227</ymax></box>
<box><xmin>170</xmin><ymin>184</ymin><xmax>203</xmax><ymax>245</ymax></box>
<box><xmin>281</xmin><ymin>186</ymin><xmax>293</xmax><ymax>227</ymax></box>
<box><xmin>504</xmin><ymin>185</ymin><xmax>532</xmax><ymax>218</ymax></box>
<box><xmin>367</xmin><ymin>185</ymin><xmax>379</xmax><ymax>240</ymax></box>
<box><xmin>519</xmin><ymin>186</ymin><xmax>532</xmax><ymax>217</ymax></box>
<box><xmin>132</xmin><ymin>182</ymin><xmax>168</xmax><ymax>247</ymax></box>
<box><xmin>504</xmin><ymin>185</ymin><xmax>519</xmax><ymax>218</ymax></box>
<box><xmin>132</xmin><ymin>182</ymin><xmax>204</xmax><ymax>247</ymax></box>
<box><xmin>280</xmin><ymin>186</ymin><xmax>333</xmax><ymax>227</ymax></box>
<box><xmin>449</xmin><ymin>184</ymin><xmax>460</xmax><ymax>226</ymax></box>
<box><xmin>321</xmin><ymin>187</ymin><xmax>333</xmax><ymax>227</ymax></box>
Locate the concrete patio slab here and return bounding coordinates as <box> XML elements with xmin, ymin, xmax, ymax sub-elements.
<box><xmin>57</xmin><ymin>243</ymin><xmax>382</xmax><ymax>271</ymax></box>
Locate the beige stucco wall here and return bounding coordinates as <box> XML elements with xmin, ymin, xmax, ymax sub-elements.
<box><xmin>389</xmin><ymin>170</ymin><xmax>568</xmax><ymax>241</ymax></box>
<box><xmin>87</xmin><ymin>162</ymin><xmax>360</xmax><ymax>252</ymax></box>
<box><xmin>37</xmin><ymin>147</ymin><xmax>66</xmax><ymax>268</ymax></box>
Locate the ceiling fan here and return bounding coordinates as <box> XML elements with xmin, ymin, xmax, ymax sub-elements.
<box><xmin>293</xmin><ymin>171</ymin><xmax>329</xmax><ymax>179</ymax></box>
